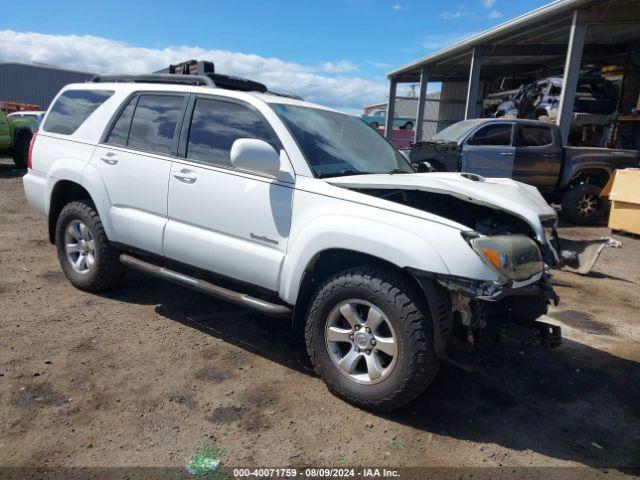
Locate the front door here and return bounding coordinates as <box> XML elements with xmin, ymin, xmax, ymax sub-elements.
<box><xmin>163</xmin><ymin>96</ymin><xmax>293</xmax><ymax>291</ymax></box>
<box><xmin>92</xmin><ymin>93</ymin><xmax>187</xmax><ymax>254</ymax></box>
<box><xmin>462</xmin><ymin>122</ymin><xmax>515</xmax><ymax>178</ymax></box>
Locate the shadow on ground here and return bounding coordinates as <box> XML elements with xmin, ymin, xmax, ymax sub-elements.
<box><xmin>0</xmin><ymin>163</ymin><xmax>25</xmax><ymax>179</ymax></box>
<box><xmin>105</xmin><ymin>270</ymin><xmax>640</xmax><ymax>470</ymax></box>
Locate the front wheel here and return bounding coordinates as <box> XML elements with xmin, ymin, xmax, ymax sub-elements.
<box><xmin>55</xmin><ymin>200</ymin><xmax>125</xmax><ymax>292</ymax></box>
<box><xmin>305</xmin><ymin>267</ymin><xmax>439</xmax><ymax>412</ymax></box>
<box><xmin>561</xmin><ymin>184</ymin><xmax>606</xmax><ymax>225</ymax></box>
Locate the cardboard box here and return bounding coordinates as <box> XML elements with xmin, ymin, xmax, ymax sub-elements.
<box><xmin>607</xmin><ymin>168</ymin><xmax>640</xmax><ymax>234</ymax></box>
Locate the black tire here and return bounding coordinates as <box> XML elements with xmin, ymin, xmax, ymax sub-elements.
<box><xmin>11</xmin><ymin>132</ymin><xmax>31</xmax><ymax>169</ymax></box>
<box><xmin>55</xmin><ymin>200</ymin><xmax>124</xmax><ymax>292</ymax></box>
<box><xmin>403</xmin><ymin>122</ymin><xmax>414</xmax><ymax>130</ymax></box>
<box><xmin>561</xmin><ymin>183</ymin><xmax>606</xmax><ymax>225</ymax></box>
<box><xmin>370</xmin><ymin>121</ymin><xmax>379</xmax><ymax>129</ymax></box>
<box><xmin>305</xmin><ymin>266</ymin><xmax>439</xmax><ymax>412</ymax></box>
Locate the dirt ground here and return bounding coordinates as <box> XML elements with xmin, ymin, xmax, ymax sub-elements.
<box><xmin>1</xmin><ymin>157</ymin><xmax>639</xmax><ymax>476</ymax></box>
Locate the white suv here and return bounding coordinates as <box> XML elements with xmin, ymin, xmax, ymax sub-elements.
<box><xmin>24</xmin><ymin>73</ymin><xmax>562</xmax><ymax>411</ymax></box>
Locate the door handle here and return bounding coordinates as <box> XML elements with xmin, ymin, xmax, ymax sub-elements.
<box><xmin>173</xmin><ymin>169</ymin><xmax>197</xmax><ymax>184</ymax></box>
<box><xmin>100</xmin><ymin>152</ymin><xmax>118</xmax><ymax>165</ymax></box>
<box><xmin>500</xmin><ymin>152</ymin><xmax>514</xmax><ymax>156</ymax></box>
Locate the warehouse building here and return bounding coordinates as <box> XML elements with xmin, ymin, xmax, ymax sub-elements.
<box><xmin>386</xmin><ymin>0</ymin><xmax>640</xmax><ymax>147</ymax></box>
<box><xmin>0</xmin><ymin>62</ymin><xmax>94</xmax><ymax>110</ymax></box>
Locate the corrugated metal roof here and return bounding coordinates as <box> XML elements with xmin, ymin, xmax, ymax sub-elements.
<box><xmin>388</xmin><ymin>0</ymin><xmax>592</xmax><ymax>77</ymax></box>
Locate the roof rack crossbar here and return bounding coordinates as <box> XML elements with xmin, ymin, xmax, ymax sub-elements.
<box><xmin>91</xmin><ymin>74</ymin><xmax>215</xmax><ymax>87</ymax></box>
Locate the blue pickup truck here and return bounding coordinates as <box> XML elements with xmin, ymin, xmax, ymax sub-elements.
<box><xmin>405</xmin><ymin>118</ymin><xmax>639</xmax><ymax>225</ymax></box>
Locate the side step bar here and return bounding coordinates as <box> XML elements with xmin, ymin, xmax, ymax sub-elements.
<box><xmin>119</xmin><ymin>254</ymin><xmax>291</xmax><ymax>317</ymax></box>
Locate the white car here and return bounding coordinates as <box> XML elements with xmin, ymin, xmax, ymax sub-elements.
<box><xmin>7</xmin><ymin>110</ymin><xmax>46</xmax><ymax>124</ymax></box>
<box><xmin>23</xmin><ymin>73</ymin><xmax>563</xmax><ymax>411</ymax></box>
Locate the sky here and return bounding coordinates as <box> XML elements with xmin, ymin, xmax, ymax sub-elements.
<box><xmin>1</xmin><ymin>0</ymin><xmax>551</xmax><ymax>113</ymax></box>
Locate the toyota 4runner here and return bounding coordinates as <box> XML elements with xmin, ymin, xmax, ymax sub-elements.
<box><xmin>24</xmin><ymin>73</ymin><xmax>568</xmax><ymax>411</ymax></box>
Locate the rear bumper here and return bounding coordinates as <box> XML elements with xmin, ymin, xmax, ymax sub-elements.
<box><xmin>23</xmin><ymin>170</ymin><xmax>48</xmax><ymax>215</ymax></box>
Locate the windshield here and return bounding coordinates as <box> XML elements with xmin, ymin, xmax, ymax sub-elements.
<box><xmin>430</xmin><ymin>120</ymin><xmax>478</xmax><ymax>143</ymax></box>
<box><xmin>271</xmin><ymin>104</ymin><xmax>413</xmax><ymax>178</ymax></box>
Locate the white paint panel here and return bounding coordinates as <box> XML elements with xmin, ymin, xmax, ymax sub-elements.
<box><xmin>91</xmin><ymin>145</ymin><xmax>170</xmax><ymax>254</ymax></box>
<box><xmin>165</xmin><ymin>161</ymin><xmax>293</xmax><ymax>290</ymax></box>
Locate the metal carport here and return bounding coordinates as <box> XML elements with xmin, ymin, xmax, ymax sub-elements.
<box><xmin>386</xmin><ymin>0</ymin><xmax>640</xmax><ymax>144</ymax></box>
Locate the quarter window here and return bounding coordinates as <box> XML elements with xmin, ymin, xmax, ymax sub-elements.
<box><xmin>469</xmin><ymin>124</ymin><xmax>512</xmax><ymax>146</ymax></box>
<box><xmin>186</xmin><ymin>98</ymin><xmax>278</xmax><ymax>167</ymax></box>
<box><xmin>127</xmin><ymin>94</ymin><xmax>185</xmax><ymax>155</ymax></box>
<box><xmin>106</xmin><ymin>96</ymin><xmax>137</xmax><ymax>146</ymax></box>
<box><xmin>518</xmin><ymin>125</ymin><xmax>553</xmax><ymax>147</ymax></box>
<box><xmin>43</xmin><ymin>90</ymin><xmax>113</xmax><ymax>135</ymax></box>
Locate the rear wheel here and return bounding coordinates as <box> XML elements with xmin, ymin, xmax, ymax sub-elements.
<box><xmin>305</xmin><ymin>267</ymin><xmax>439</xmax><ymax>412</ymax></box>
<box><xmin>11</xmin><ymin>132</ymin><xmax>31</xmax><ymax>169</ymax></box>
<box><xmin>561</xmin><ymin>183</ymin><xmax>606</xmax><ymax>225</ymax></box>
<box><xmin>55</xmin><ymin>200</ymin><xmax>124</xmax><ymax>291</ymax></box>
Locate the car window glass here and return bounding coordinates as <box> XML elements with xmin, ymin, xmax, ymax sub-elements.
<box><xmin>186</xmin><ymin>98</ymin><xmax>278</xmax><ymax>167</ymax></box>
<box><xmin>469</xmin><ymin>124</ymin><xmax>512</xmax><ymax>146</ymax></box>
<box><xmin>128</xmin><ymin>95</ymin><xmax>184</xmax><ymax>155</ymax></box>
<box><xmin>518</xmin><ymin>125</ymin><xmax>553</xmax><ymax>147</ymax></box>
<box><xmin>43</xmin><ymin>90</ymin><xmax>113</xmax><ymax>135</ymax></box>
<box><xmin>106</xmin><ymin>96</ymin><xmax>137</xmax><ymax>146</ymax></box>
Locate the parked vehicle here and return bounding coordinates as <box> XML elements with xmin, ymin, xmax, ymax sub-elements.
<box><xmin>361</xmin><ymin>109</ymin><xmax>414</xmax><ymax>130</ymax></box>
<box><xmin>7</xmin><ymin>111</ymin><xmax>46</xmax><ymax>124</ymax></box>
<box><xmin>406</xmin><ymin>118</ymin><xmax>639</xmax><ymax>225</ymax></box>
<box><xmin>0</xmin><ymin>109</ymin><xmax>38</xmax><ymax>168</ymax></box>
<box><xmin>495</xmin><ymin>75</ymin><xmax>618</xmax><ymax>120</ymax></box>
<box><xmin>26</xmin><ymin>74</ymin><xmax>576</xmax><ymax>412</ymax></box>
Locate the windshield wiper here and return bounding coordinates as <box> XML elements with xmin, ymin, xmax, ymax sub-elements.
<box><xmin>317</xmin><ymin>169</ymin><xmax>373</xmax><ymax>178</ymax></box>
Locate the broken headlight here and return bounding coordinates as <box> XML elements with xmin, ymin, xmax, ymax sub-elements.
<box><xmin>463</xmin><ymin>232</ymin><xmax>544</xmax><ymax>282</ymax></box>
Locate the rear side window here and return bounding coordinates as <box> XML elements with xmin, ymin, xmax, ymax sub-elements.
<box><xmin>518</xmin><ymin>125</ymin><xmax>553</xmax><ymax>147</ymax></box>
<box><xmin>469</xmin><ymin>124</ymin><xmax>512</xmax><ymax>146</ymax></box>
<box><xmin>43</xmin><ymin>90</ymin><xmax>113</xmax><ymax>135</ymax></box>
<box><xmin>127</xmin><ymin>94</ymin><xmax>185</xmax><ymax>155</ymax></box>
<box><xmin>186</xmin><ymin>98</ymin><xmax>279</xmax><ymax>167</ymax></box>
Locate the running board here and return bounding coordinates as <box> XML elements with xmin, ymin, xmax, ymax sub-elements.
<box><xmin>119</xmin><ymin>254</ymin><xmax>291</xmax><ymax>317</ymax></box>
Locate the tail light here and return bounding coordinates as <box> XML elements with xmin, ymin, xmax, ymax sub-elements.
<box><xmin>27</xmin><ymin>130</ymin><xmax>38</xmax><ymax>170</ymax></box>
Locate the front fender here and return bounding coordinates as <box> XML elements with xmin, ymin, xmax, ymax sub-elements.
<box><xmin>279</xmin><ymin>215</ymin><xmax>453</xmax><ymax>304</ymax></box>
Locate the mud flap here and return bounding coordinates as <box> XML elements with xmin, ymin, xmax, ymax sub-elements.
<box><xmin>558</xmin><ymin>236</ymin><xmax>621</xmax><ymax>275</ymax></box>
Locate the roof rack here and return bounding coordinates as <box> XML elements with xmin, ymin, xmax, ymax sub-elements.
<box><xmin>91</xmin><ymin>72</ymin><xmax>268</xmax><ymax>93</ymax></box>
<box><xmin>91</xmin><ymin>73</ymin><xmax>215</xmax><ymax>87</ymax></box>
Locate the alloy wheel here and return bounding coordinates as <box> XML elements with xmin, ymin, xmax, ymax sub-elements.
<box><xmin>64</xmin><ymin>220</ymin><xmax>96</xmax><ymax>274</ymax></box>
<box><xmin>325</xmin><ymin>299</ymin><xmax>398</xmax><ymax>385</ymax></box>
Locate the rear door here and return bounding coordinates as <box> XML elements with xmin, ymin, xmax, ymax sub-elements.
<box><xmin>514</xmin><ymin>123</ymin><xmax>562</xmax><ymax>190</ymax></box>
<box><xmin>93</xmin><ymin>93</ymin><xmax>188</xmax><ymax>254</ymax></box>
<box><xmin>461</xmin><ymin>122</ymin><xmax>515</xmax><ymax>178</ymax></box>
<box><xmin>164</xmin><ymin>95</ymin><xmax>294</xmax><ymax>291</ymax></box>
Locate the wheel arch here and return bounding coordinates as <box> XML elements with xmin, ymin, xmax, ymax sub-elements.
<box><xmin>565</xmin><ymin>167</ymin><xmax>611</xmax><ymax>191</ymax></box>
<box><xmin>291</xmin><ymin>248</ymin><xmax>452</xmax><ymax>357</ymax></box>
<box><xmin>48</xmin><ymin>180</ymin><xmax>94</xmax><ymax>244</ymax></box>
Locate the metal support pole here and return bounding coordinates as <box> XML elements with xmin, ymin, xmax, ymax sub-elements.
<box><xmin>385</xmin><ymin>77</ymin><xmax>397</xmax><ymax>139</ymax></box>
<box><xmin>557</xmin><ymin>9</ymin><xmax>586</xmax><ymax>144</ymax></box>
<box><xmin>464</xmin><ymin>47</ymin><xmax>482</xmax><ymax>119</ymax></box>
<box><xmin>414</xmin><ymin>67</ymin><xmax>428</xmax><ymax>143</ymax></box>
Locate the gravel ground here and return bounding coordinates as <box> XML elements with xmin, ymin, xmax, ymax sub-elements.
<box><xmin>1</xmin><ymin>157</ymin><xmax>639</xmax><ymax>476</ymax></box>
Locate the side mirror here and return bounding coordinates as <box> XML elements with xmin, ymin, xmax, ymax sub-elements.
<box><xmin>230</xmin><ymin>138</ymin><xmax>282</xmax><ymax>176</ymax></box>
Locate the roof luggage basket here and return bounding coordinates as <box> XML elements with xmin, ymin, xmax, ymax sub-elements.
<box><xmin>91</xmin><ymin>59</ymin><xmax>269</xmax><ymax>93</ymax></box>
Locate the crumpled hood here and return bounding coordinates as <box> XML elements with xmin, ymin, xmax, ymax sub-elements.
<box><xmin>326</xmin><ymin>172</ymin><xmax>557</xmax><ymax>242</ymax></box>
